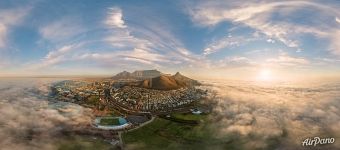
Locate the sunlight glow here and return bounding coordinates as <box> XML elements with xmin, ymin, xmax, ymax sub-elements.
<box><xmin>257</xmin><ymin>69</ymin><xmax>273</xmax><ymax>81</ymax></box>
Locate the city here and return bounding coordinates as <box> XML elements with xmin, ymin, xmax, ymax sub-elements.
<box><xmin>1</xmin><ymin>0</ymin><xmax>339</xmax><ymax>149</ymax></box>
<box><xmin>51</xmin><ymin>78</ymin><xmax>207</xmax><ymax>113</ymax></box>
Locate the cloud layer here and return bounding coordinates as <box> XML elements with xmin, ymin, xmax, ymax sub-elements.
<box><xmin>205</xmin><ymin>80</ymin><xmax>340</xmax><ymax>149</ymax></box>
<box><xmin>187</xmin><ymin>0</ymin><xmax>340</xmax><ymax>54</ymax></box>
<box><xmin>0</xmin><ymin>79</ymin><xmax>93</xmax><ymax>150</ymax></box>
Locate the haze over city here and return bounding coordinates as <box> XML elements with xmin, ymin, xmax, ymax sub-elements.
<box><xmin>0</xmin><ymin>0</ymin><xmax>339</xmax><ymax>81</ymax></box>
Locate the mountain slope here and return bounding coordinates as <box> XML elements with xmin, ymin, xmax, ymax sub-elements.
<box><xmin>112</xmin><ymin>71</ymin><xmax>132</xmax><ymax>79</ymax></box>
<box><xmin>138</xmin><ymin>72</ymin><xmax>200</xmax><ymax>90</ymax></box>
<box><xmin>172</xmin><ymin>72</ymin><xmax>200</xmax><ymax>87</ymax></box>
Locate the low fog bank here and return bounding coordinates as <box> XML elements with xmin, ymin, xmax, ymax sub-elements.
<box><xmin>205</xmin><ymin>80</ymin><xmax>340</xmax><ymax>149</ymax></box>
<box><xmin>0</xmin><ymin>78</ymin><xmax>93</xmax><ymax>150</ymax></box>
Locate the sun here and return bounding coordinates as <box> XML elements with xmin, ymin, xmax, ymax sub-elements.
<box><xmin>257</xmin><ymin>69</ymin><xmax>272</xmax><ymax>81</ymax></box>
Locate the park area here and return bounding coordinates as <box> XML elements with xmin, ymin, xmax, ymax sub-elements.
<box><xmin>122</xmin><ymin>113</ymin><xmax>245</xmax><ymax>150</ymax></box>
<box><xmin>57</xmin><ymin>135</ymin><xmax>116</xmax><ymax>150</ymax></box>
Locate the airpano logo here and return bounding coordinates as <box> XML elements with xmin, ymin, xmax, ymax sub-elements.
<box><xmin>302</xmin><ymin>137</ymin><xmax>335</xmax><ymax>146</ymax></box>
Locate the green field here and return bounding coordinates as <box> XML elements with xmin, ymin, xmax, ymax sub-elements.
<box><xmin>99</xmin><ymin>118</ymin><xmax>120</xmax><ymax>126</ymax></box>
<box><xmin>57</xmin><ymin>135</ymin><xmax>117</xmax><ymax>150</ymax></box>
<box><xmin>122</xmin><ymin>116</ymin><xmax>244</xmax><ymax>150</ymax></box>
<box><xmin>171</xmin><ymin>112</ymin><xmax>205</xmax><ymax>121</ymax></box>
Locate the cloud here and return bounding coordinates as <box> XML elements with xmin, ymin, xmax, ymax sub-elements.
<box><xmin>205</xmin><ymin>80</ymin><xmax>340</xmax><ymax>149</ymax></box>
<box><xmin>0</xmin><ymin>79</ymin><xmax>93</xmax><ymax>150</ymax></box>
<box><xmin>102</xmin><ymin>6</ymin><xmax>201</xmax><ymax>68</ymax></box>
<box><xmin>105</xmin><ymin>7</ymin><xmax>127</xmax><ymax>28</ymax></box>
<box><xmin>45</xmin><ymin>44</ymin><xmax>77</xmax><ymax>60</ymax></box>
<box><xmin>217</xmin><ymin>56</ymin><xmax>255</xmax><ymax>68</ymax></box>
<box><xmin>266</xmin><ymin>38</ymin><xmax>275</xmax><ymax>43</ymax></box>
<box><xmin>76</xmin><ymin>48</ymin><xmax>170</xmax><ymax>68</ymax></box>
<box><xmin>187</xmin><ymin>1</ymin><xmax>338</xmax><ymax>53</ymax></box>
<box><xmin>204</xmin><ymin>35</ymin><xmax>250</xmax><ymax>55</ymax></box>
<box><xmin>0</xmin><ymin>7</ymin><xmax>31</xmax><ymax>48</ymax></box>
<box><xmin>336</xmin><ymin>17</ymin><xmax>340</xmax><ymax>24</ymax></box>
<box><xmin>27</xmin><ymin>43</ymin><xmax>83</xmax><ymax>70</ymax></box>
<box><xmin>25</xmin><ymin>6</ymin><xmax>206</xmax><ymax>74</ymax></box>
<box><xmin>39</xmin><ymin>17</ymin><xmax>86</xmax><ymax>42</ymax></box>
<box><xmin>266</xmin><ymin>52</ymin><xmax>309</xmax><ymax>66</ymax></box>
<box><xmin>329</xmin><ymin>30</ymin><xmax>340</xmax><ymax>55</ymax></box>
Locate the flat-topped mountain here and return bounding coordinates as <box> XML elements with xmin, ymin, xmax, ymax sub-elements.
<box><xmin>138</xmin><ymin>72</ymin><xmax>200</xmax><ymax>90</ymax></box>
<box><xmin>112</xmin><ymin>70</ymin><xmax>162</xmax><ymax>80</ymax></box>
<box><xmin>112</xmin><ymin>70</ymin><xmax>200</xmax><ymax>90</ymax></box>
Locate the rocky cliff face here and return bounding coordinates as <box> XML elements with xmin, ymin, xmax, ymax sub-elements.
<box><xmin>112</xmin><ymin>70</ymin><xmax>161</xmax><ymax>80</ymax></box>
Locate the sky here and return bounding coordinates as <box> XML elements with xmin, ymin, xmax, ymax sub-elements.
<box><xmin>0</xmin><ymin>0</ymin><xmax>339</xmax><ymax>81</ymax></box>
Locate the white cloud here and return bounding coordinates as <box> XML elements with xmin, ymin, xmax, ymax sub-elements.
<box><xmin>45</xmin><ymin>44</ymin><xmax>75</xmax><ymax>59</ymax></box>
<box><xmin>31</xmin><ymin>6</ymin><xmax>204</xmax><ymax>72</ymax></box>
<box><xmin>317</xmin><ymin>57</ymin><xmax>340</xmax><ymax>63</ymax></box>
<box><xmin>103</xmin><ymin>6</ymin><xmax>201</xmax><ymax>67</ymax></box>
<box><xmin>105</xmin><ymin>7</ymin><xmax>127</xmax><ymax>28</ymax></box>
<box><xmin>187</xmin><ymin>1</ymin><xmax>338</xmax><ymax>52</ymax></box>
<box><xmin>222</xmin><ymin>56</ymin><xmax>254</xmax><ymax>67</ymax></box>
<box><xmin>266</xmin><ymin>38</ymin><xmax>275</xmax><ymax>43</ymax></box>
<box><xmin>266</xmin><ymin>53</ymin><xmax>309</xmax><ymax>66</ymax></box>
<box><xmin>209</xmin><ymin>81</ymin><xmax>340</xmax><ymax>149</ymax></box>
<box><xmin>40</xmin><ymin>17</ymin><xmax>86</xmax><ymax>42</ymax></box>
<box><xmin>28</xmin><ymin>44</ymin><xmax>82</xmax><ymax>70</ymax></box>
<box><xmin>125</xmin><ymin>48</ymin><xmax>168</xmax><ymax>63</ymax></box>
<box><xmin>336</xmin><ymin>17</ymin><xmax>340</xmax><ymax>24</ymax></box>
<box><xmin>329</xmin><ymin>30</ymin><xmax>340</xmax><ymax>55</ymax></box>
<box><xmin>0</xmin><ymin>82</ymin><xmax>93</xmax><ymax>149</ymax></box>
<box><xmin>77</xmin><ymin>48</ymin><xmax>169</xmax><ymax>66</ymax></box>
<box><xmin>204</xmin><ymin>36</ymin><xmax>247</xmax><ymax>55</ymax></box>
<box><xmin>0</xmin><ymin>7</ymin><xmax>30</xmax><ymax>48</ymax></box>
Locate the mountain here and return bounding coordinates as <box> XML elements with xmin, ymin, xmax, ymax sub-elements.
<box><xmin>112</xmin><ymin>71</ymin><xmax>132</xmax><ymax>80</ymax></box>
<box><xmin>138</xmin><ymin>72</ymin><xmax>200</xmax><ymax>90</ymax></box>
<box><xmin>172</xmin><ymin>72</ymin><xmax>200</xmax><ymax>87</ymax></box>
<box><xmin>112</xmin><ymin>70</ymin><xmax>162</xmax><ymax>80</ymax></box>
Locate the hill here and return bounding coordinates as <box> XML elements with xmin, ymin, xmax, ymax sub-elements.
<box><xmin>172</xmin><ymin>72</ymin><xmax>200</xmax><ymax>87</ymax></box>
<box><xmin>112</xmin><ymin>71</ymin><xmax>132</xmax><ymax>80</ymax></box>
<box><xmin>138</xmin><ymin>72</ymin><xmax>200</xmax><ymax>90</ymax></box>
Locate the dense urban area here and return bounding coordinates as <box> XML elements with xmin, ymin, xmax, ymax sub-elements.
<box><xmin>49</xmin><ymin>70</ymin><xmax>211</xmax><ymax>149</ymax></box>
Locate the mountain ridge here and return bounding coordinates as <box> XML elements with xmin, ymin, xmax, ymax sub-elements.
<box><xmin>138</xmin><ymin>72</ymin><xmax>200</xmax><ymax>90</ymax></box>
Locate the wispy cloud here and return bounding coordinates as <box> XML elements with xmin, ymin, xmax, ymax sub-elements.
<box><xmin>217</xmin><ymin>56</ymin><xmax>255</xmax><ymax>68</ymax></box>
<box><xmin>187</xmin><ymin>1</ymin><xmax>338</xmax><ymax>53</ymax></box>
<box><xmin>0</xmin><ymin>7</ymin><xmax>31</xmax><ymax>48</ymax></box>
<box><xmin>266</xmin><ymin>52</ymin><xmax>309</xmax><ymax>66</ymax></box>
<box><xmin>204</xmin><ymin>35</ymin><xmax>256</xmax><ymax>55</ymax></box>
<box><xmin>30</xmin><ymin>6</ymin><xmax>196</xmax><ymax>72</ymax></box>
<box><xmin>204</xmin><ymin>36</ymin><xmax>238</xmax><ymax>55</ymax></box>
<box><xmin>105</xmin><ymin>7</ymin><xmax>127</xmax><ymax>28</ymax></box>
<box><xmin>27</xmin><ymin>43</ymin><xmax>83</xmax><ymax>70</ymax></box>
<box><xmin>101</xmin><ymin>7</ymin><xmax>200</xmax><ymax>68</ymax></box>
<box><xmin>39</xmin><ymin>17</ymin><xmax>86</xmax><ymax>42</ymax></box>
<box><xmin>76</xmin><ymin>48</ymin><xmax>169</xmax><ymax>66</ymax></box>
<box><xmin>330</xmin><ymin>30</ymin><xmax>340</xmax><ymax>55</ymax></box>
<box><xmin>336</xmin><ymin>17</ymin><xmax>340</xmax><ymax>24</ymax></box>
